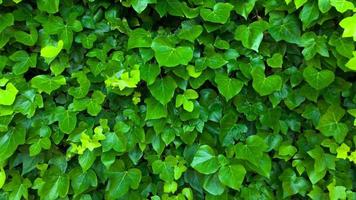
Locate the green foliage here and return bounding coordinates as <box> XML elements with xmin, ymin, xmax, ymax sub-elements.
<box><xmin>0</xmin><ymin>0</ymin><xmax>356</xmax><ymax>199</ymax></box>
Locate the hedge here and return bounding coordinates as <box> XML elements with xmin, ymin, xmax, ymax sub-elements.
<box><xmin>0</xmin><ymin>0</ymin><xmax>356</xmax><ymax>199</ymax></box>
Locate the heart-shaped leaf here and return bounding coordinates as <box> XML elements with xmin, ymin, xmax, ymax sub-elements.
<box><xmin>303</xmin><ymin>66</ymin><xmax>334</xmax><ymax>90</ymax></box>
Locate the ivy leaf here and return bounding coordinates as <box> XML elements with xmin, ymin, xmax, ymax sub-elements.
<box><xmin>233</xmin><ymin>0</ymin><xmax>257</xmax><ymax>20</ymax></box>
<box><xmin>299</xmin><ymin>32</ymin><xmax>329</xmax><ymax>60</ymax></box>
<box><xmin>128</xmin><ymin>28</ymin><xmax>152</xmax><ymax>49</ymax></box>
<box><xmin>294</xmin><ymin>0</ymin><xmax>308</xmax><ymax>8</ymax></box>
<box><xmin>145</xmin><ymin>97</ymin><xmax>167</xmax><ymax>120</ymax></box>
<box><xmin>36</xmin><ymin>0</ymin><xmax>60</xmax><ymax>13</ymax></box>
<box><xmin>70</xmin><ymin>168</ymin><xmax>97</xmax><ymax>195</ymax></box>
<box><xmin>200</xmin><ymin>3</ymin><xmax>234</xmax><ymax>24</ymax></box>
<box><xmin>327</xmin><ymin>180</ymin><xmax>347</xmax><ymax>200</ymax></box>
<box><xmin>303</xmin><ymin>66</ymin><xmax>334</xmax><ymax>90</ymax></box>
<box><xmin>0</xmin><ymin>13</ymin><xmax>14</xmax><ymax>33</ymax></box>
<box><xmin>106</xmin><ymin>168</ymin><xmax>142</xmax><ymax>199</ymax></box>
<box><xmin>269</xmin><ymin>12</ymin><xmax>301</xmax><ymax>44</ymax></box>
<box><xmin>318</xmin><ymin>0</ymin><xmax>331</xmax><ymax>13</ymax></box>
<box><xmin>79</xmin><ymin>150</ymin><xmax>96</xmax><ymax>171</ymax></box>
<box><xmin>0</xmin><ymin>126</ymin><xmax>26</xmax><ymax>163</ymax></box>
<box><xmin>9</xmin><ymin>51</ymin><xmax>37</xmax><ymax>75</ymax></box>
<box><xmin>346</xmin><ymin>52</ymin><xmax>356</xmax><ymax>70</ymax></box>
<box><xmin>191</xmin><ymin>145</ymin><xmax>220</xmax><ymax>174</ymax></box>
<box><xmin>203</xmin><ymin>173</ymin><xmax>225</xmax><ymax>195</ymax></box>
<box><xmin>299</xmin><ymin>1</ymin><xmax>319</xmax><ymax>29</ymax></box>
<box><xmin>14</xmin><ymin>89</ymin><xmax>43</xmax><ymax>118</ymax></box>
<box><xmin>177</xmin><ymin>21</ymin><xmax>203</xmax><ymax>42</ymax></box>
<box><xmin>151</xmin><ymin>37</ymin><xmax>193</xmax><ymax>67</ymax></box>
<box><xmin>234</xmin><ymin>20</ymin><xmax>269</xmax><ymax>52</ymax></box>
<box><xmin>340</xmin><ymin>14</ymin><xmax>356</xmax><ymax>41</ymax></box>
<box><xmin>267</xmin><ymin>53</ymin><xmax>283</xmax><ymax>68</ymax></box>
<box><xmin>38</xmin><ymin>168</ymin><xmax>70</xmax><ymax>200</ymax></box>
<box><xmin>214</xmin><ymin>72</ymin><xmax>243</xmax><ymax>101</ymax></box>
<box><xmin>0</xmin><ymin>82</ymin><xmax>18</xmax><ymax>106</ymax></box>
<box><xmin>330</xmin><ymin>0</ymin><xmax>354</xmax><ymax>13</ymax></box>
<box><xmin>336</xmin><ymin>143</ymin><xmax>350</xmax><ymax>159</ymax></box>
<box><xmin>218</xmin><ymin>164</ymin><xmax>246</xmax><ymax>190</ymax></box>
<box><xmin>140</xmin><ymin>63</ymin><xmax>160</xmax><ymax>85</ymax></box>
<box><xmin>252</xmin><ymin>67</ymin><xmax>282</xmax><ymax>96</ymax></box>
<box><xmin>148</xmin><ymin>76</ymin><xmax>177</xmax><ymax>105</ymax></box>
<box><xmin>0</xmin><ymin>168</ymin><xmax>5</xmax><ymax>189</ymax></box>
<box><xmin>58</xmin><ymin>110</ymin><xmax>77</xmax><ymax>133</ymax></box>
<box><xmin>30</xmin><ymin>75</ymin><xmax>66</xmax><ymax>94</ymax></box>
<box><xmin>75</xmin><ymin>33</ymin><xmax>97</xmax><ymax>49</ymax></box>
<box><xmin>280</xmin><ymin>168</ymin><xmax>310</xmax><ymax>198</ymax></box>
<box><xmin>40</xmin><ymin>40</ymin><xmax>64</xmax><ymax>64</ymax></box>
<box><xmin>131</xmin><ymin>0</ymin><xmax>156</xmax><ymax>13</ymax></box>
<box><xmin>176</xmin><ymin>89</ymin><xmax>198</xmax><ymax>112</ymax></box>
<box><xmin>235</xmin><ymin>135</ymin><xmax>271</xmax><ymax>177</ymax></box>
<box><xmin>317</xmin><ymin>105</ymin><xmax>348</xmax><ymax>143</ymax></box>
<box><xmin>14</xmin><ymin>27</ymin><xmax>38</xmax><ymax>46</ymax></box>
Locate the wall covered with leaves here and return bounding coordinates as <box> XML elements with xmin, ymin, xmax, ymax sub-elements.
<box><xmin>0</xmin><ymin>0</ymin><xmax>355</xmax><ymax>199</ymax></box>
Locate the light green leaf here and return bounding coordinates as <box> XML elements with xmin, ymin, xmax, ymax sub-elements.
<box><xmin>218</xmin><ymin>164</ymin><xmax>246</xmax><ymax>190</ymax></box>
<box><xmin>191</xmin><ymin>145</ymin><xmax>220</xmax><ymax>174</ymax></box>
<box><xmin>215</xmin><ymin>72</ymin><xmax>243</xmax><ymax>101</ymax></box>
<box><xmin>295</xmin><ymin>0</ymin><xmax>308</xmax><ymax>8</ymax></box>
<box><xmin>41</xmin><ymin>40</ymin><xmax>64</xmax><ymax>58</ymax></box>
<box><xmin>148</xmin><ymin>76</ymin><xmax>177</xmax><ymax>105</ymax></box>
<box><xmin>0</xmin><ymin>168</ymin><xmax>5</xmax><ymax>189</ymax></box>
<box><xmin>340</xmin><ymin>14</ymin><xmax>356</xmax><ymax>41</ymax></box>
<box><xmin>303</xmin><ymin>66</ymin><xmax>334</xmax><ymax>90</ymax></box>
<box><xmin>327</xmin><ymin>180</ymin><xmax>347</xmax><ymax>200</ymax></box>
<box><xmin>30</xmin><ymin>75</ymin><xmax>66</xmax><ymax>94</ymax></box>
<box><xmin>200</xmin><ymin>3</ymin><xmax>234</xmax><ymax>24</ymax></box>
<box><xmin>346</xmin><ymin>51</ymin><xmax>356</xmax><ymax>70</ymax></box>
<box><xmin>330</xmin><ymin>0</ymin><xmax>354</xmax><ymax>13</ymax></box>
<box><xmin>0</xmin><ymin>83</ymin><xmax>18</xmax><ymax>105</ymax></box>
